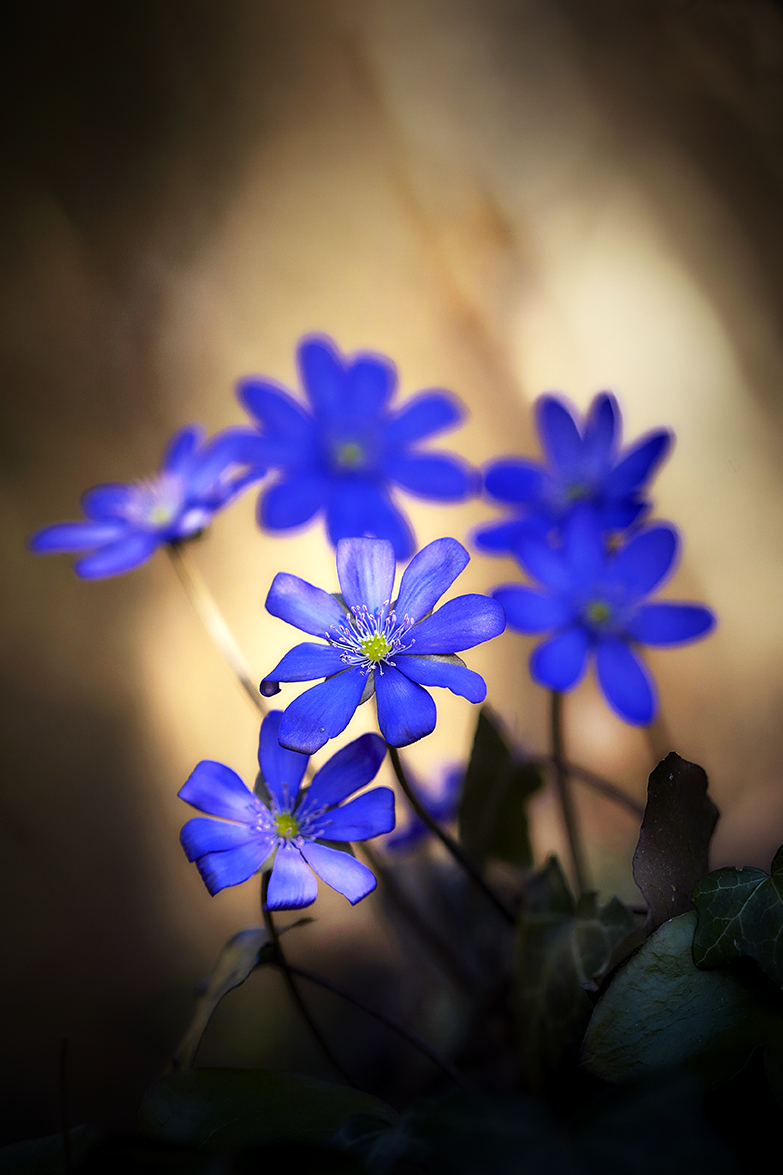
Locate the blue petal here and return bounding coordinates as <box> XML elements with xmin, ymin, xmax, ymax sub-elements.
<box><xmin>395</xmin><ymin>537</ymin><xmax>469</xmax><ymax>623</ymax></box>
<box><xmin>562</xmin><ymin>506</ymin><xmax>605</xmax><ymax>583</ymax></box>
<box><xmin>336</xmin><ymin>537</ymin><xmax>396</xmax><ymax>613</ymax></box>
<box><xmin>298</xmin><ymin>732</ymin><xmax>387</xmax><ymax>815</ymax></box>
<box><xmin>80</xmin><ymin>484</ymin><xmax>134</xmax><ymax>520</ymax></box>
<box><xmin>163</xmin><ymin>425</ymin><xmax>205</xmax><ymax>474</ymax></box>
<box><xmin>188</xmin><ymin>428</ymin><xmax>267</xmax><ymax>497</ymax></box>
<box><xmin>180</xmin><ymin>817</ymin><xmax>269</xmax><ymax>862</ymax></box>
<box><xmin>265</xmin><ymin>572</ymin><xmax>348</xmax><ymax>637</ymax></box>
<box><xmin>384</xmin><ymin>453</ymin><xmax>472</xmax><ymax>500</ymax></box>
<box><xmin>29</xmin><ymin>520</ymin><xmax>128</xmax><ymax>553</ymax></box>
<box><xmin>277</xmin><ymin>667</ymin><xmax>367</xmax><ymax>753</ymax></box>
<box><xmin>609</xmin><ymin>525</ymin><xmax>678</xmax><ymax>600</ymax></box>
<box><xmin>375</xmin><ymin>665</ymin><xmax>437</xmax><ymax>746</ymax></box>
<box><xmin>409</xmin><ymin>595</ymin><xmax>506</xmax><ymax>654</ymax></box>
<box><xmin>298</xmin><ymin>336</ymin><xmax>345</xmax><ymax>418</ymax></box>
<box><xmin>326</xmin><ymin>482</ymin><xmax>415</xmax><ymax>562</ymax></box>
<box><xmin>238</xmin><ymin>380</ymin><xmax>314</xmax><ymax>442</ymax></box>
<box><xmin>530</xmin><ymin>627</ymin><xmax>590</xmax><ymax>691</ymax></box>
<box><xmin>384</xmin><ymin>821</ymin><xmax>428</xmax><ymax>853</ymax></box>
<box><xmin>473</xmin><ymin>516</ymin><xmax>547</xmax><ymax>555</ymax></box>
<box><xmin>483</xmin><ymin>459</ymin><xmax>544</xmax><ymax>504</ymax></box>
<box><xmin>263</xmin><ymin>642</ymin><xmax>348</xmax><ymax>686</ymax></box>
<box><xmin>299</xmin><ymin>842</ymin><xmax>377</xmax><ymax>904</ymax></box>
<box><xmin>257</xmin><ymin>710</ymin><xmax>309</xmax><ymax>811</ymax></box>
<box><xmin>601</xmin><ymin>498</ymin><xmax>646</xmax><ymax>530</ymax></box>
<box><xmin>393</xmin><ymin>654</ymin><xmax>486</xmax><ymax>703</ymax></box>
<box><xmin>604</xmin><ymin>430</ymin><xmax>672</xmax><ymax>498</ymax></box>
<box><xmin>583</xmin><ymin>393</ymin><xmax>618</xmax><ymax>465</ymax></box>
<box><xmin>74</xmin><ymin>531</ymin><xmax>159</xmax><ymax>579</ymax></box>
<box><xmin>260</xmin><ymin>473</ymin><xmax>327</xmax><ymax>529</ymax></box>
<box><xmin>266</xmin><ymin>842</ymin><xmax>318</xmax><ymax>909</ymax></box>
<box><xmin>625</xmin><ymin>603</ymin><xmax>715</xmax><ymax>646</ymax></box>
<box><xmin>516</xmin><ymin>535</ymin><xmax>572</xmax><ymax>593</ymax></box>
<box><xmin>344</xmin><ymin>354</ymin><xmax>396</xmax><ymax>418</ymax></box>
<box><xmin>595</xmin><ymin>637</ymin><xmax>656</xmax><ymax>724</ymax></box>
<box><xmin>179</xmin><ymin>760</ymin><xmax>265</xmax><ymax>823</ymax></box>
<box><xmin>493</xmin><ymin>586</ymin><xmax>574</xmax><ymax>633</ymax></box>
<box><xmin>311</xmin><ymin>787</ymin><xmax>395</xmax><ymax>841</ymax></box>
<box><xmin>536</xmin><ymin>396</ymin><xmax>582</xmax><ymax>470</ymax></box>
<box><xmin>194</xmin><ymin>841</ymin><xmax>273</xmax><ymax>896</ymax></box>
<box><xmin>383</xmin><ymin>391</ymin><xmax>463</xmax><ymax>446</ymax></box>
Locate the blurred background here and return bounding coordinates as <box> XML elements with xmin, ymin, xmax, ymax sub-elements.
<box><xmin>3</xmin><ymin>0</ymin><xmax>783</xmax><ymax>1144</ymax></box>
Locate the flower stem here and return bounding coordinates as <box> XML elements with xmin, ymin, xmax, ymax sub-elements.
<box><xmin>386</xmin><ymin>744</ymin><xmax>514</xmax><ymax>926</ymax></box>
<box><xmin>167</xmin><ymin>541</ymin><xmax>265</xmax><ymax>715</ymax></box>
<box><xmin>533</xmin><ymin>756</ymin><xmax>644</xmax><ymax>820</ymax></box>
<box><xmin>261</xmin><ymin>875</ymin><xmax>356</xmax><ymax>1087</ymax></box>
<box><xmin>280</xmin><ymin>963</ymin><xmax>472</xmax><ymax>1090</ymax></box>
<box><xmin>550</xmin><ymin>691</ymin><xmax>590</xmax><ymax>895</ymax></box>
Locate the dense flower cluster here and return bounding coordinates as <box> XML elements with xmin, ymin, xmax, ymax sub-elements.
<box><xmin>261</xmin><ymin>535</ymin><xmax>506</xmax><ymax>752</ymax></box>
<box><xmin>235</xmin><ymin>335</ymin><xmax>474</xmax><ymax>560</ymax></box>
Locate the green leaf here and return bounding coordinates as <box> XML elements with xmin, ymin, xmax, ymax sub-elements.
<box><xmin>459</xmin><ymin>707</ymin><xmax>543</xmax><ymax>868</ymax></box>
<box><xmin>692</xmin><ymin>845</ymin><xmax>783</xmax><ymax>988</ymax></box>
<box><xmin>139</xmin><ymin>1068</ymin><xmax>397</xmax><ymax>1152</ymax></box>
<box><xmin>514</xmin><ymin>857</ymin><xmax>634</xmax><ymax>1090</ymax></box>
<box><xmin>582</xmin><ymin>912</ymin><xmax>783</xmax><ymax>1087</ymax></box>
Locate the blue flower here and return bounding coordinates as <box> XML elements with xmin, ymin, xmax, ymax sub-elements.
<box><xmin>475</xmin><ymin>393</ymin><xmax>671</xmax><ymax>555</ymax></box>
<box><xmin>179</xmin><ymin>711</ymin><xmax>393</xmax><ymax>909</ymax></box>
<box><xmin>261</xmin><ymin>536</ymin><xmax>506</xmax><ymax>753</ymax></box>
<box><xmin>492</xmin><ymin>508</ymin><xmax>715</xmax><ymax>724</ymax></box>
<box><xmin>384</xmin><ymin>765</ymin><xmax>463</xmax><ymax>853</ymax></box>
<box><xmin>29</xmin><ymin>425</ymin><xmax>264</xmax><ymax>579</ymax></box>
<box><xmin>237</xmin><ymin>335</ymin><xmax>474</xmax><ymax>561</ymax></box>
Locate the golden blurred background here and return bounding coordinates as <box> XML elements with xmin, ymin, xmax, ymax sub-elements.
<box><xmin>4</xmin><ymin>0</ymin><xmax>783</xmax><ymax>1141</ymax></box>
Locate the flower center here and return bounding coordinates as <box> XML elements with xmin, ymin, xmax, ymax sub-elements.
<box><xmin>585</xmin><ymin>599</ymin><xmax>612</xmax><ymax>627</ymax></box>
<box><xmin>360</xmin><ymin>632</ymin><xmax>392</xmax><ymax>662</ymax></box>
<box><xmin>326</xmin><ymin>603</ymin><xmax>415</xmax><ymax>673</ymax></box>
<box><xmin>565</xmin><ymin>481</ymin><xmax>591</xmax><ymax>502</ymax></box>
<box><xmin>126</xmin><ymin>473</ymin><xmax>185</xmax><ymax>529</ymax></box>
<box><xmin>333</xmin><ymin>440</ymin><xmax>365</xmax><ymax>470</ymax></box>
<box><xmin>275</xmin><ymin>812</ymin><xmax>300</xmax><ymax>840</ymax></box>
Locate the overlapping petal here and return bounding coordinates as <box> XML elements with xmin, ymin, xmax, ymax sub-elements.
<box><xmin>530</xmin><ymin>627</ymin><xmax>590</xmax><ymax>691</ymax></box>
<box><xmin>180</xmin><ymin>817</ymin><xmax>269</xmax><ymax>862</ymax></box>
<box><xmin>604</xmin><ymin>430</ymin><xmax>671</xmax><ymax>498</ymax></box>
<box><xmin>537</xmin><ymin>396</ymin><xmax>582</xmax><ymax>470</ymax></box>
<box><xmin>299</xmin><ymin>733</ymin><xmax>387</xmax><ymax>815</ymax></box>
<box><xmin>265</xmin><ymin>572</ymin><xmax>348</xmax><ymax>637</ymax></box>
<box><xmin>74</xmin><ymin>532</ymin><xmax>159</xmax><ymax>579</ymax></box>
<box><xmin>299</xmin><ymin>842</ymin><xmax>377</xmax><ymax>904</ymax></box>
<box><xmin>375</xmin><ymin>666</ymin><xmax>437</xmax><ymax>746</ymax></box>
<box><xmin>277</xmin><ymin>668</ymin><xmax>367</xmax><ymax>754</ymax></box>
<box><xmin>29</xmin><ymin>520</ymin><xmax>128</xmax><ymax>553</ymax></box>
<box><xmin>263</xmin><ymin>642</ymin><xmax>348</xmax><ymax>685</ymax></box>
<box><xmin>312</xmin><ymin>788</ymin><xmax>395</xmax><ymax>841</ymax></box>
<box><xmin>609</xmin><ymin>525</ymin><xmax>678</xmax><ymax>600</ymax></box>
<box><xmin>80</xmin><ymin>485</ymin><xmax>135</xmax><ymax>520</ymax></box>
<box><xmin>260</xmin><ymin>474</ymin><xmax>326</xmax><ymax>529</ymax></box>
<box><xmin>337</xmin><ymin>537</ymin><xmax>396</xmax><ymax>614</ymax></box>
<box><xmin>257</xmin><ymin>710</ymin><xmax>309</xmax><ymax>811</ymax></box>
<box><xmin>394</xmin><ymin>536</ymin><xmax>469</xmax><ymax>623</ymax></box>
<box><xmin>484</xmin><ymin>459</ymin><xmax>545</xmax><ymax>503</ymax></box>
<box><xmin>266</xmin><ymin>842</ymin><xmax>319</xmax><ymax>909</ymax></box>
<box><xmin>179</xmin><ymin>760</ymin><xmax>265</xmax><ymax>824</ymax></box>
<box><xmin>595</xmin><ymin>637</ymin><xmax>656</xmax><ymax>724</ymax></box>
<box><xmin>410</xmin><ymin>595</ymin><xmax>506</xmax><ymax>654</ymax></box>
<box><xmin>325</xmin><ymin>481</ymin><xmax>415</xmax><ymax>562</ymax></box>
<box><xmin>195</xmin><ymin>841</ymin><xmax>272</xmax><ymax>897</ymax></box>
<box><xmin>394</xmin><ymin>653</ymin><xmax>487</xmax><ymax>703</ymax></box>
<box><xmin>493</xmin><ymin>586</ymin><xmax>574</xmax><ymax>633</ymax></box>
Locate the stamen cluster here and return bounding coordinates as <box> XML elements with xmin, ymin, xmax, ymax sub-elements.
<box><xmin>326</xmin><ymin>603</ymin><xmax>415</xmax><ymax>673</ymax></box>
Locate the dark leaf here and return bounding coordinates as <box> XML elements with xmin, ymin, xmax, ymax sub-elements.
<box><xmin>692</xmin><ymin>844</ymin><xmax>783</xmax><ymax>989</ymax></box>
<box><xmin>514</xmin><ymin>857</ymin><xmax>634</xmax><ymax>1091</ymax></box>
<box><xmin>582</xmin><ymin>912</ymin><xmax>783</xmax><ymax>1087</ymax></box>
<box><xmin>459</xmin><ymin>707</ymin><xmax>543</xmax><ymax>868</ymax></box>
<box><xmin>139</xmin><ymin>1068</ymin><xmax>396</xmax><ymax>1152</ymax></box>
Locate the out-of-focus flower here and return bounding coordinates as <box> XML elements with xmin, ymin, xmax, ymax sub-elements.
<box><xmin>475</xmin><ymin>393</ymin><xmax>671</xmax><ymax>555</ymax></box>
<box><xmin>237</xmin><ymin>335</ymin><xmax>475</xmax><ymax>561</ymax></box>
<box><xmin>179</xmin><ymin>711</ymin><xmax>392</xmax><ymax>909</ymax></box>
<box><xmin>492</xmin><ymin>508</ymin><xmax>715</xmax><ymax>724</ymax></box>
<box><xmin>29</xmin><ymin>426</ymin><xmax>263</xmax><ymax>579</ymax></box>
<box><xmin>261</xmin><ymin>536</ymin><xmax>506</xmax><ymax>753</ymax></box>
<box><xmin>384</xmin><ymin>765</ymin><xmax>463</xmax><ymax>853</ymax></box>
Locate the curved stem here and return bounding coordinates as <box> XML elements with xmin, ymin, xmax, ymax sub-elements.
<box><xmin>261</xmin><ymin>875</ymin><xmax>356</xmax><ymax>1087</ymax></box>
<box><xmin>282</xmin><ymin>963</ymin><xmax>471</xmax><ymax>1090</ymax></box>
<box><xmin>550</xmin><ymin>691</ymin><xmax>590</xmax><ymax>895</ymax></box>
<box><xmin>167</xmin><ymin>541</ymin><xmax>265</xmax><ymax>715</ymax></box>
<box><xmin>387</xmin><ymin>744</ymin><xmax>514</xmax><ymax>926</ymax></box>
<box><xmin>533</xmin><ymin>756</ymin><xmax>644</xmax><ymax>820</ymax></box>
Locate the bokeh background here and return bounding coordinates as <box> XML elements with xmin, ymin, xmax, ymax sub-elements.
<box><xmin>4</xmin><ymin>0</ymin><xmax>783</xmax><ymax>1144</ymax></box>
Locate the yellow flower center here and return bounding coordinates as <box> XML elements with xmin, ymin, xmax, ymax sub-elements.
<box><xmin>334</xmin><ymin>441</ymin><xmax>365</xmax><ymax>470</ymax></box>
<box><xmin>360</xmin><ymin>633</ymin><xmax>392</xmax><ymax>663</ymax></box>
<box><xmin>565</xmin><ymin>481</ymin><xmax>590</xmax><ymax>502</ymax></box>
<box><xmin>585</xmin><ymin>600</ymin><xmax>612</xmax><ymax>626</ymax></box>
<box><xmin>275</xmin><ymin>812</ymin><xmax>300</xmax><ymax>839</ymax></box>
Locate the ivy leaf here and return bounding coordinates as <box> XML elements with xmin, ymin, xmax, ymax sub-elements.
<box><xmin>692</xmin><ymin>845</ymin><xmax>783</xmax><ymax>989</ymax></box>
<box><xmin>139</xmin><ymin>1069</ymin><xmax>396</xmax><ymax>1152</ymax></box>
<box><xmin>582</xmin><ymin>912</ymin><xmax>783</xmax><ymax>1087</ymax></box>
<box><xmin>459</xmin><ymin>707</ymin><xmax>543</xmax><ymax>868</ymax></box>
<box><xmin>514</xmin><ymin>857</ymin><xmax>634</xmax><ymax>1091</ymax></box>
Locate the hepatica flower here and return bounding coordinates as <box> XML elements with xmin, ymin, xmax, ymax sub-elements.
<box><xmin>261</xmin><ymin>536</ymin><xmax>506</xmax><ymax>752</ymax></box>
<box><xmin>179</xmin><ymin>711</ymin><xmax>393</xmax><ymax>909</ymax></box>
<box><xmin>30</xmin><ymin>426</ymin><xmax>263</xmax><ymax>579</ymax></box>
<box><xmin>493</xmin><ymin>509</ymin><xmax>715</xmax><ymax>724</ymax></box>
<box><xmin>237</xmin><ymin>334</ymin><xmax>474</xmax><ymax>560</ymax></box>
<box><xmin>475</xmin><ymin>392</ymin><xmax>671</xmax><ymax>555</ymax></box>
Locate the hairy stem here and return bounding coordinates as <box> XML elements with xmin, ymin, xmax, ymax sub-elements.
<box><xmin>387</xmin><ymin>744</ymin><xmax>514</xmax><ymax>926</ymax></box>
<box><xmin>261</xmin><ymin>875</ymin><xmax>356</xmax><ymax>1087</ymax></box>
<box><xmin>281</xmin><ymin>963</ymin><xmax>471</xmax><ymax>1090</ymax></box>
<box><xmin>550</xmin><ymin>691</ymin><xmax>590</xmax><ymax>895</ymax></box>
<box><xmin>167</xmin><ymin>541</ymin><xmax>265</xmax><ymax>715</ymax></box>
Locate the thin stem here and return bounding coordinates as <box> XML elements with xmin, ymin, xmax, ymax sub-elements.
<box><xmin>532</xmin><ymin>756</ymin><xmax>644</xmax><ymax>820</ymax></box>
<box><xmin>550</xmin><ymin>691</ymin><xmax>590</xmax><ymax>896</ymax></box>
<box><xmin>387</xmin><ymin>744</ymin><xmax>514</xmax><ymax>926</ymax></box>
<box><xmin>281</xmin><ymin>963</ymin><xmax>472</xmax><ymax>1090</ymax></box>
<box><xmin>167</xmin><ymin>541</ymin><xmax>265</xmax><ymax>715</ymax></box>
<box><xmin>261</xmin><ymin>875</ymin><xmax>356</xmax><ymax>1087</ymax></box>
